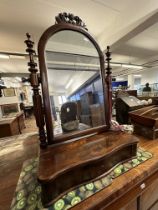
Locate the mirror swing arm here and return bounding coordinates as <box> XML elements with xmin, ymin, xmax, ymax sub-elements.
<box><xmin>25</xmin><ymin>12</ymin><xmax>112</xmax><ymax>146</ymax></box>
<box><xmin>25</xmin><ymin>13</ymin><xmax>139</xmax><ymax>207</ymax></box>
<box><xmin>38</xmin><ymin>13</ymin><xmax>112</xmax><ymax>144</ymax></box>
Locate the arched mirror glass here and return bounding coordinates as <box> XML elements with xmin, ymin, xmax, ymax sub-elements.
<box><xmin>45</xmin><ymin>30</ymin><xmax>106</xmax><ymax>138</ymax></box>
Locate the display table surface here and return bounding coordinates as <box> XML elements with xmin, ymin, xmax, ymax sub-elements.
<box><xmin>1</xmin><ymin>132</ymin><xmax>158</xmax><ymax>210</ymax></box>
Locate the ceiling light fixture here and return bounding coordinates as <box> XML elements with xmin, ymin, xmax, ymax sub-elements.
<box><xmin>65</xmin><ymin>79</ymin><xmax>73</xmax><ymax>89</ymax></box>
<box><xmin>122</xmin><ymin>64</ymin><xmax>143</xmax><ymax>69</ymax></box>
<box><xmin>110</xmin><ymin>63</ymin><xmax>122</xmax><ymax>67</ymax></box>
<box><xmin>10</xmin><ymin>55</ymin><xmax>25</xmax><ymax>59</ymax></box>
<box><xmin>0</xmin><ymin>54</ymin><xmax>10</xmax><ymax>59</ymax></box>
<box><xmin>116</xmin><ymin>77</ymin><xmax>125</xmax><ymax>81</ymax></box>
<box><xmin>15</xmin><ymin>77</ymin><xmax>21</xmax><ymax>81</ymax></box>
<box><xmin>134</xmin><ymin>74</ymin><xmax>142</xmax><ymax>77</ymax></box>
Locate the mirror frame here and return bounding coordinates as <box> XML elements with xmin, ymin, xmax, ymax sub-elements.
<box><xmin>37</xmin><ymin>13</ymin><xmax>111</xmax><ymax>144</ymax></box>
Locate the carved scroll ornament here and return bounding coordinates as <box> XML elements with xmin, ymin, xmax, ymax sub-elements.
<box><xmin>55</xmin><ymin>12</ymin><xmax>88</xmax><ymax>30</ymax></box>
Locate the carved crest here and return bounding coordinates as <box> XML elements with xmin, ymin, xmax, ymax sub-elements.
<box><xmin>55</xmin><ymin>12</ymin><xmax>88</xmax><ymax>30</ymax></box>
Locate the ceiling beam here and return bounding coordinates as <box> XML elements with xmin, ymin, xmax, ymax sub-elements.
<box><xmin>0</xmin><ymin>52</ymin><xmax>28</xmax><ymax>57</ymax></box>
<box><xmin>46</xmin><ymin>50</ymin><xmax>98</xmax><ymax>59</ymax></box>
<box><xmin>0</xmin><ymin>73</ymin><xmax>29</xmax><ymax>77</ymax></box>
<box><xmin>48</xmin><ymin>67</ymin><xmax>98</xmax><ymax>72</ymax></box>
<box><xmin>111</xmin><ymin>11</ymin><xmax>158</xmax><ymax>51</ymax></box>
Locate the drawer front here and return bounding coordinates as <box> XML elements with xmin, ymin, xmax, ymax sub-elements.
<box><xmin>140</xmin><ymin>177</ymin><xmax>158</xmax><ymax>210</ymax></box>
<box><xmin>120</xmin><ymin>199</ymin><xmax>137</xmax><ymax>210</ymax></box>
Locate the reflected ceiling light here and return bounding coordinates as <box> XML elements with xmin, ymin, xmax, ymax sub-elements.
<box><xmin>65</xmin><ymin>79</ymin><xmax>73</xmax><ymax>89</ymax></box>
<box><xmin>15</xmin><ymin>77</ymin><xmax>21</xmax><ymax>81</ymax></box>
<box><xmin>134</xmin><ymin>74</ymin><xmax>142</xmax><ymax>77</ymax></box>
<box><xmin>10</xmin><ymin>55</ymin><xmax>25</xmax><ymax>59</ymax></box>
<box><xmin>110</xmin><ymin>63</ymin><xmax>121</xmax><ymax>67</ymax></box>
<box><xmin>83</xmin><ymin>37</ymin><xmax>89</xmax><ymax>42</ymax></box>
<box><xmin>116</xmin><ymin>77</ymin><xmax>125</xmax><ymax>81</ymax></box>
<box><xmin>0</xmin><ymin>54</ymin><xmax>9</xmax><ymax>59</ymax></box>
<box><xmin>122</xmin><ymin>64</ymin><xmax>143</xmax><ymax>69</ymax></box>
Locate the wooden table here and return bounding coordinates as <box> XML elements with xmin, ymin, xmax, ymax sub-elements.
<box><xmin>1</xmin><ymin>132</ymin><xmax>158</xmax><ymax>210</ymax></box>
<box><xmin>0</xmin><ymin>112</ymin><xmax>25</xmax><ymax>138</ymax></box>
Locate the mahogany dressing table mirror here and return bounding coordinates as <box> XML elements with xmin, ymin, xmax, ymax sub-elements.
<box><xmin>25</xmin><ymin>12</ymin><xmax>139</xmax><ymax>207</ymax></box>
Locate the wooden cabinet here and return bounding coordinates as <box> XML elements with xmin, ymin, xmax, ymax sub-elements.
<box><xmin>0</xmin><ymin>112</ymin><xmax>25</xmax><ymax>138</ymax></box>
<box><xmin>103</xmin><ymin>171</ymin><xmax>158</xmax><ymax>210</ymax></box>
<box><xmin>80</xmin><ymin>92</ymin><xmax>93</xmax><ymax>115</ymax></box>
<box><xmin>120</xmin><ymin>199</ymin><xmax>137</xmax><ymax>210</ymax></box>
<box><xmin>80</xmin><ymin>92</ymin><xmax>93</xmax><ymax>126</ymax></box>
<box><xmin>139</xmin><ymin>176</ymin><xmax>158</xmax><ymax>210</ymax></box>
<box><xmin>90</xmin><ymin>104</ymin><xmax>105</xmax><ymax>126</ymax></box>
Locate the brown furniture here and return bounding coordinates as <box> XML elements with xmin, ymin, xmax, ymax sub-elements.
<box><xmin>60</xmin><ymin>101</ymin><xmax>79</xmax><ymax>132</ymax></box>
<box><xmin>129</xmin><ymin>105</ymin><xmax>158</xmax><ymax>139</ymax></box>
<box><xmin>116</xmin><ymin>94</ymin><xmax>143</xmax><ymax>124</ymax></box>
<box><xmin>38</xmin><ymin>131</ymin><xmax>138</xmax><ymax>204</ymax></box>
<box><xmin>80</xmin><ymin>92</ymin><xmax>93</xmax><ymax>126</ymax></box>
<box><xmin>1</xmin><ymin>133</ymin><xmax>158</xmax><ymax>210</ymax></box>
<box><xmin>24</xmin><ymin>12</ymin><xmax>139</xmax><ymax>207</ymax></box>
<box><xmin>1</xmin><ymin>103</ymin><xmax>19</xmax><ymax>116</ymax></box>
<box><xmin>90</xmin><ymin>104</ymin><xmax>105</xmax><ymax>126</ymax></box>
<box><xmin>0</xmin><ymin>112</ymin><xmax>25</xmax><ymax>138</ymax></box>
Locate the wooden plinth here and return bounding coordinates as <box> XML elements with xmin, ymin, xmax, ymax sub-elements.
<box><xmin>38</xmin><ymin>131</ymin><xmax>138</xmax><ymax>206</ymax></box>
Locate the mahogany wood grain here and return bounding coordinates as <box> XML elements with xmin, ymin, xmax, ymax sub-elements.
<box><xmin>120</xmin><ymin>199</ymin><xmax>137</xmax><ymax>210</ymax></box>
<box><xmin>69</xmin><ymin>136</ymin><xmax>158</xmax><ymax>210</ymax></box>
<box><xmin>25</xmin><ymin>33</ymin><xmax>47</xmax><ymax>148</ymax></box>
<box><xmin>27</xmin><ymin>13</ymin><xmax>115</xmax><ymax>206</ymax></box>
<box><xmin>129</xmin><ymin>105</ymin><xmax>158</xmax><ymax>139</ymax></box>
<box><xmin>37</xmin><ymin>13</ymin><xmax>111</xmax><ymax>143</ymax></box>
<box><xmin>139</xmin><ymin>175</ymin><xmax>158</xmax><ymax>210</ymax></box>
<box><xmin>38</xmin><ymin>131</ymin><xmax>138</xmax><ymax>206</ymax></box>
<box><xmin>129</xmin><ymin>105</ymin><xmax>156</xmax><ymax>127</ymax></box>
<box><xmin>1</xmin><ymin>133</ymin><xmax>158</xmax><ymax>210</ymax></box>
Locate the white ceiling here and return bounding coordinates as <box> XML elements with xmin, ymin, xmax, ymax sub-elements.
<box><xmin>0</xmin><ymin>0</ymin><xmax>124</xmax><ymax>52</ymax></box>
<box><xmin>112</xmin><ymin>20</ymin><xmax>158</xmax><ymax>76</ymax></box>
<box><xmin>1</xmin><ymin>0</ymin><xmax>158</xmax><ymax>52</ymax></box>
<box><xmin>1</xmin><ymin>0</ymin><xmax>158</xmax><ymax>93</ymax></box>
<box><xmin>127</xmin><ymin>22</ymin><xmax>158</xmax><ymax>51</ymax></box>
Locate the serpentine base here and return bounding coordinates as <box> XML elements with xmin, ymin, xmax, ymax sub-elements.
<box><xmin>10</xmin><ymin>148</ymin><xmax>152</xmax><ymax>210</ymax></box>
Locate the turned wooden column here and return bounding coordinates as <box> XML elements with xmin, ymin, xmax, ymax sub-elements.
<box><xmin>0</xmin><ymin>89</ymin><xmax>2</xmax><ymax>97</ymax></box>
<box><xmin>25</xmin><ymin>33</ymin><xmax>47</xmax><ymax>148</ymax></box>
<box><xmin>105</xmin><ymin>46</ymin><xmax>112</xmax><ymax>122</ymax></box>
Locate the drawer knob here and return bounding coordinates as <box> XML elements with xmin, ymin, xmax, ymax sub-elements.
<box><xmin>140</xmin><ymin>183</ymin><xmax>146</xmax><ymax>190</ymax></box>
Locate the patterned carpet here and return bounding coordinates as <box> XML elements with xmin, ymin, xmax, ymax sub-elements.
<box><xmin>10</xmin><ymin>148</ymin><xmax>152</xmax><ymax>210</ymax></box>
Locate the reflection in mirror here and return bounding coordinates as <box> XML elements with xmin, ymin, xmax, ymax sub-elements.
<box><xmin>45</xmin><ymin>30</ymin><xmax>105</xmax><ymax>137</ymax></box>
